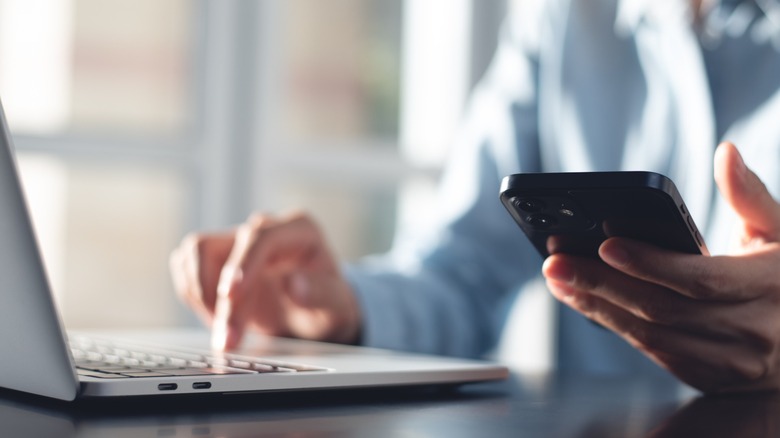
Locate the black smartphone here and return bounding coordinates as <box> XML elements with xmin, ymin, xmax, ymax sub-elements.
<box><xmin>499</xmin><ymin>171</ymin><xmax>709</xmax><ymax>258</ymax></box>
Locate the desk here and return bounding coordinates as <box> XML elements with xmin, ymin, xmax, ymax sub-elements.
<box><xmin>1</xmin><ymin>373</ymin><xmax>778</xmax><ymax>437</ymax></box>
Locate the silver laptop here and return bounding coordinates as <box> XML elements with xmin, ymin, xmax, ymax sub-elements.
<box><xmin>0</xmin><ymin>99</ymin><xmax>507</xmax><ymax>401</ymax></box>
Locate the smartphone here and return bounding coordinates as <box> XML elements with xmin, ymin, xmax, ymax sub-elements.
<box><xmin>499</xmin><ymin>171</ymin><xmax>709</xmax><ymax>258</ymax></box>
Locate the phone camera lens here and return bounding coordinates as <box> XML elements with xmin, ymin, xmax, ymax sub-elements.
<box><xmin>526</xmin><ymin>213</ymin><xmax>557</xmax><ymax>229</ymax></box>
<box><xmin>514</xmin><ymin>198</ymin><xmax>545</xmax><ymax>213</ymax></box>
<box><xmin>558</xmin><ymin>208</ymin><xmax>575</xmax><ymax>217</ymax></box>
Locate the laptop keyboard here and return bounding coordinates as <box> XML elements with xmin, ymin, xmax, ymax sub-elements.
<box><xmin>70</xmin><ymin>336</ymin><xmax>328</xmax><ymax>379</ymax></box>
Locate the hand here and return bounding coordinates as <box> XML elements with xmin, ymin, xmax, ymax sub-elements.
<box><xmin>169</xmin><ymin>211</ymin><xmax>361</xmax><ymax>351</ymax></box>
<box><xmin>543</xmin><ymin>142</ymin><xmax>780</xmax><ymax>393</ymax></box>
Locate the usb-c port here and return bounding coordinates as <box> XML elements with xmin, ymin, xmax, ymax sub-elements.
<box><xmin>192</xmin><ymin>382</ymin><xmax>211</xmax><ymax>390</ymax></box>
<box><xmin>158</xmin><ymin>383</ymin><xmax>178</xmax><ymax>391</ymax></box>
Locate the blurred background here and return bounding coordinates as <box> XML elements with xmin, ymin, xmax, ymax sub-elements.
<box><xmin>0</xmin><ymin>0</ymin><xmax>507</xmax><ymax>329</ymax></box>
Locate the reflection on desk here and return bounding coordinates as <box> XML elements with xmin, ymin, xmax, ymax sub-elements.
<box><xmin>1</xmin><ymin>372</ymin><xmax>778</xmax><ymax>437</ymax></box>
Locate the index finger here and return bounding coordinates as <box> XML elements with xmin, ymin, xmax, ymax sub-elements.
<box><xmin>210</xmin><ymin>214</ymin><xmax>323</xmax><ymax>350</ymax></box>
<box><xmin>210</xmin><ymin>216</ymin><xmax>278</xmax><ymax>351</ymax></box>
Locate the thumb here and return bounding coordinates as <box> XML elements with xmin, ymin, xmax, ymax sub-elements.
<box><xmin>714</xmin><ymin>142</ymin><xmax>780</xmax><ymax>241</ymax></box>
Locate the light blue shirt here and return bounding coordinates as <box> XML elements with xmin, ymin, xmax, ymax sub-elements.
<box><xmin>346</xmin><ymin>0</ymin><xmax>780</xmax><ymax>381</ymax></box>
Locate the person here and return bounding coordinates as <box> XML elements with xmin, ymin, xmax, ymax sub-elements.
<box><xmin>169</xmin><ymin>0</ymin><xmax>780</xmax><ymax>394</ymax></box>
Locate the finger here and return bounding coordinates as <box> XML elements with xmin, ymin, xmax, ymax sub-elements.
<box><xmin>546</xmin><ymin>279</ymin><xmax>767</xmax><ymax>391</ymax></box>
<box><xmin>170</xmin><ymin>233</ymin><xmax>234</xmax><ymax>324</ymax></box>
<box><xmin>545</xmin><ymin>253</ymin><xmax>780</xmax><ymax>347</ymax></box>
<box><xmin>182</xmin><ymin>232</ymin><xmax>235</xmax><ymax>324</ymax></box>
<box><xmin>213</xmin><ymin>265</ymin><xmax>289</xmax><ymax>350</ymax></box>
<box><xmin>169</xmin><ymin>247</ymin><xmax>200</xmax><ymax>312</ymax></box>
<box><xmin>170</xmin><ymin>239</ymin><xmax>213</xmax><ymax>325</ymax></box>
<box><xmin>714</xmin><ymin>142</ymin><xmax>780</xmax><ymax>241</ymax></box>
<box><xmin>598</xmin><ymin>237</ymin><xmax>773</xmax><ymax>301</ymax></box>
<box><xmin>211</xmin><ymin>214</ymin><xmax>318</xmax><ymax>350</ymax></box>
<box><xmin>181</xmin><ymin>246</ymin><xmax>216</xmax><ymax>324</ymax></box>
<box><xmin>196</xmin><ymin>233</ymin><xmax>235</xmax><ymax>316</ymax></box>
<box><xmin>211</xmin><ymin>275</ymin><xmax>242</xmax><ymax>351</ymax></box>
<box><xmin>221</xmin><ymin>214</ymin><xmax>322</xmax><ymax>282</ymax></box>
<box><xmin>211</xmin><ymin>220</ymin><xmax>263</xmax><ymax>351</ymax></box>
<box><xmin>543</xmin><ymin>254</ymin><xmax>695</xmax><ymax>326</ymax></box>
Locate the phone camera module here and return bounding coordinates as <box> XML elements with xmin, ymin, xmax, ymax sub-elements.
<box><xmin>525</xmin><ymin>213</ymin><xmax>557</xmax><ymax>229</ymax></box>
<box><xmin>514</xmin><ymin>198</ymin><xmax>545</xmax><ymax>213</ymax></box>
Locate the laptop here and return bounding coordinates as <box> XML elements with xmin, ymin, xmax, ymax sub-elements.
<box><xmin>0</xmin><ymin>99</ymin><xmax>508</xmax><ymax>401</ymax></box>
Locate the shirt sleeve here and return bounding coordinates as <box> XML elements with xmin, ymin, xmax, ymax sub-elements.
<box><xmin>344</xmin><ymin>6</ymin><xmax>552</xmax><ymax>358</ymax></box>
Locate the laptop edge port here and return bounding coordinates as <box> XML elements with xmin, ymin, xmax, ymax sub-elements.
<box><xmin>193</xmin><ymin>382</ymin><xmax>212</xmax><ymax>390</ymax></box>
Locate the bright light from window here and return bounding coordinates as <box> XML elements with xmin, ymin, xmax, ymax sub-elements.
<box><xmin>0</xmin><ymin>0</ymin><xmax>73</xmax><ymax>132</ymax></box>
<box><xmin>400</xmin><ymin>0</ymin><xmax>472</xmax><ymax>167</ymax></box>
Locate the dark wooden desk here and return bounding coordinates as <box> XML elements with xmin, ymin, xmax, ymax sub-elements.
<box><xmin>2</xmin><ymin>373</ymin><xmax>778</xmax><ymax>437</ymax></box>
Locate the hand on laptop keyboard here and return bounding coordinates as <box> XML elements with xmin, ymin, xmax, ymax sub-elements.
<box><xmin>169</xmin><ymin>212</ymin><xmax>361</xmax><ymax>351</ymax></box>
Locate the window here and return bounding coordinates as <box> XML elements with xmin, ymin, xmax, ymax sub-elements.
<box><xmin>0</xmin><ymin>0</ymin><xmax>505</xmax><ymax>329</ymax></box>
<box><xmin>1</xmin><ymin>0</ymin><xmax>193</xmax><ymax>328</ymax></box>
